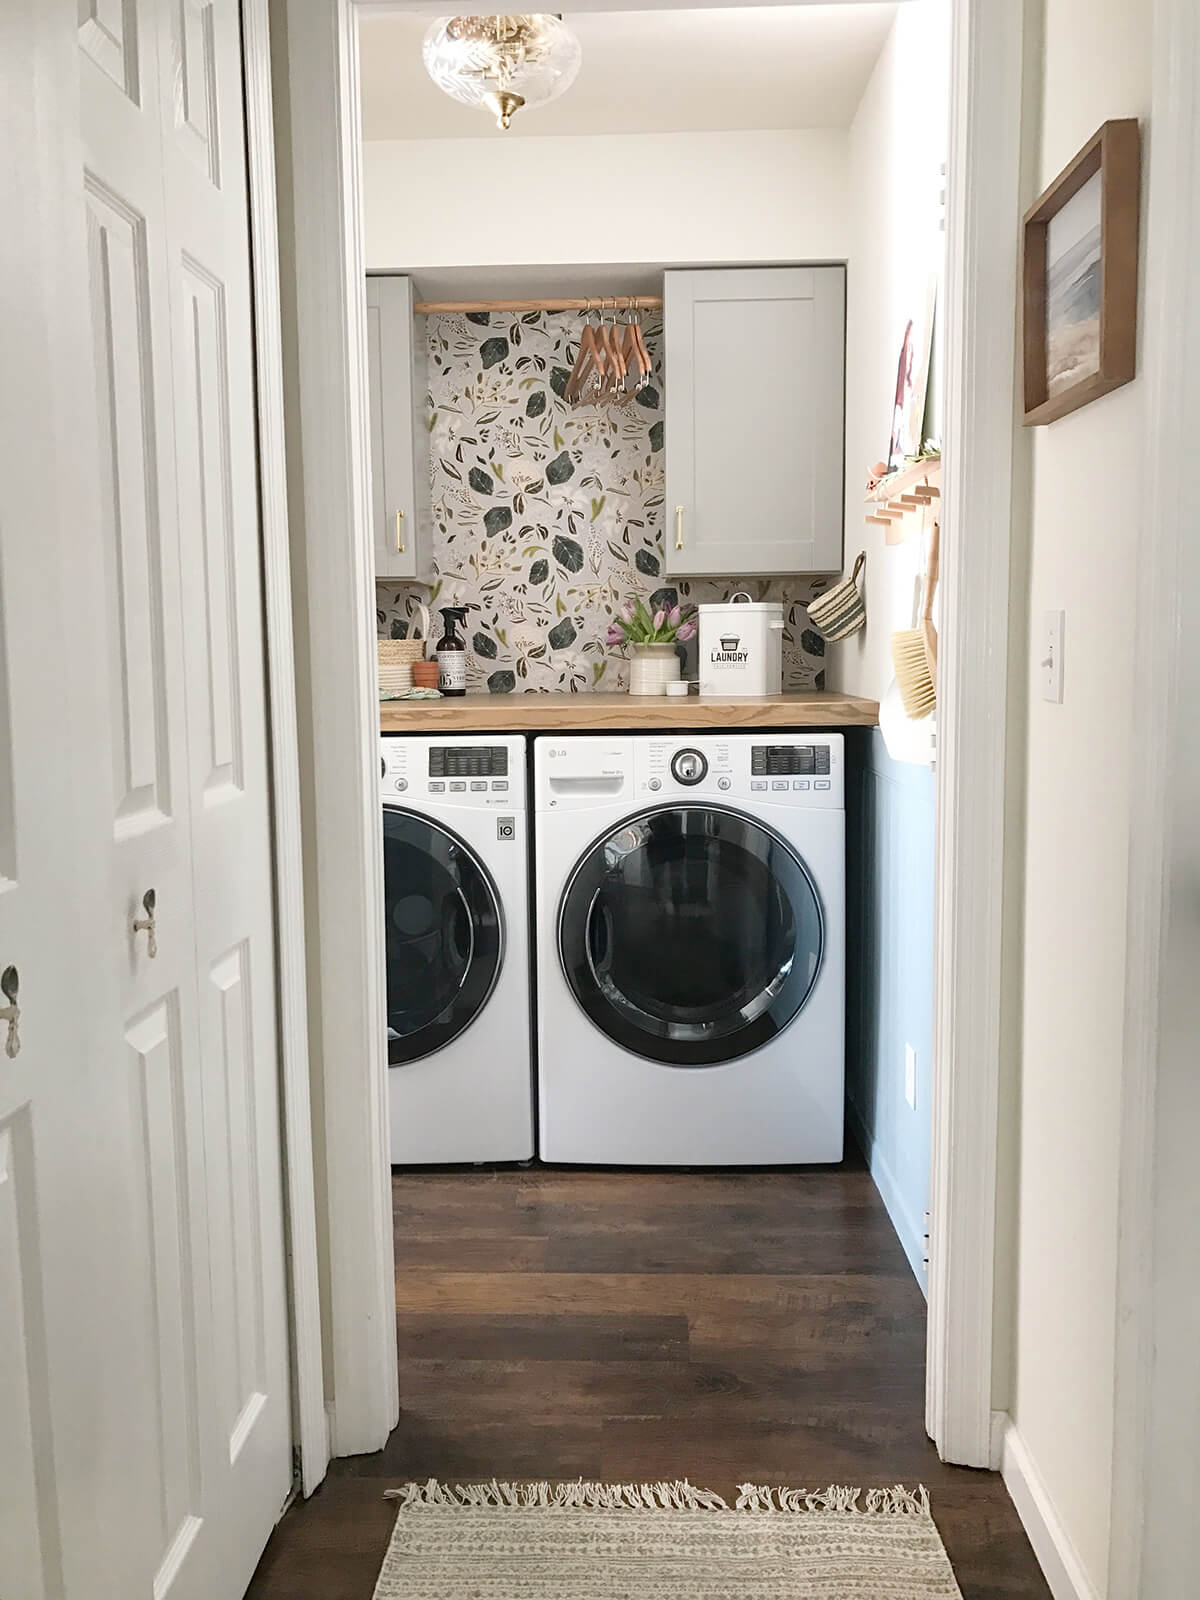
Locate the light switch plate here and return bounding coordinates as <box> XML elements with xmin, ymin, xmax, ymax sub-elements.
<box><xmin>1041</xmin><ymin>610</ymin><xmax>1065</xmax><ymax>703</ymax></box>
<box><xmin>905</xmin><ymin>1044</ymin><xmax>918</xmax><ymax>1111</ymax></box>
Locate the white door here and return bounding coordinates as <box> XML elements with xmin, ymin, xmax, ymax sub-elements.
<box><xmin>78</xmin><ymin>0</ymin><xmax>292</xmax><ymax>1594</ymax></box>
<box><xmin>0</xmin><ymin>1</ymin><xmax>292</xmax><ymax>1596</ymax></box>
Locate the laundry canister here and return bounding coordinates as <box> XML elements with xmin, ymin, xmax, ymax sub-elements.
<box><xmin>698</xmin><ymin>593</ymin><xmax>785</xmax><ymax>697</ymax></box>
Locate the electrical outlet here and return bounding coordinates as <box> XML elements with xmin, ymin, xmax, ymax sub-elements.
<box><xmin>905</xmin><ymin>1044</ymin><xmax>918</xmax><ymax>1110</ymax></box>
<box><xmin>1041</xmin><ymin>610</ymin><xmax>1065</xmax><ymax>703</ymax></box>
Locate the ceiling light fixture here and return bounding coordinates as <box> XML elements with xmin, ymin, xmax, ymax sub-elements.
<box><xmin>422</xmin><ymin>14</ymin><xmax>582</xmax><ymax>131</ymax></box>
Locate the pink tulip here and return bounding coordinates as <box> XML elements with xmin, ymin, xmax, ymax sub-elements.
<box><xmin>652</xmin><ymin>608</ymin><xmax>666</xmax><ymax>631</ymax></box>
<box><xmin>668</xmin><ymin>605</ymin><xmax>682</xmax><ymax>627</ymax></box>
<box><xmin>605</xmin><ymin>624</ymin><xmax>624</xmax><ymax>645</ymax></box>
<box><xmin>622</xmin><ymin>598</ymin><xmax>636</xmax><ymax>621</ymax></box>
<box><xmin>677</xmin><ymin>619</ymin><xmax>697</xmax><ymax>642</ymax></box>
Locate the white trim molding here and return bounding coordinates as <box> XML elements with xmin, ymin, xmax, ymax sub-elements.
<box><xmin>926</xmin><ymin>0</ymin><xmax>1026</xmax><ymax>1466</ymax></box>
<box><xmin>241</xmin><ymin>0</ymin><xmax>329</xmax><ymax>1495</ymax></box>
<box><xmin>273</xmin><ymin>0</ymin><xmax>399</xmax><ymax>1456</ymax></box>
<box><xmin>1000</xmin><ymin>1418</ymin><xmax>1101</xmax><ymax>1600</ymax></box>
<box><xmin>1108</xmin><ymin>0</ymin><xmax>1200</xmax><ymax>1594</ymax></box>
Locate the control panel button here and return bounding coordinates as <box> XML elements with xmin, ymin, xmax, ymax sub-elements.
<box><xmin>647</xmin><ymin>777</ymin><xmax>662</xmax><ymax>792</ymax></box>
<box><xmin>793</xmin><ymin>779</ymin><xmax>810</xmax><ymax>791</ymax></box>
<box><xmin>394</xmin><ymin>778</ymin><xmax>408</xmax><ymax>792</ymax></box>
<box><xmin>449</xmin><ymin>781</ymin><xmax>467</xmax><ymax>792</ymax></box>
<box><xmin>814</xmin><ymin>779</ymin><xmax>832</xmax><ymax>791</ymax></box>
<box><xmin>491</xmin><ymin>780</ymin><xmax>508</xmax><ymax>791</ymax></box>
<box><xmin>717</xmin><ymin>776</ymin><xmax>731</xmax><ymax>791</ymax></box>
<box><xmin>428</xmin><ymin>781</ymin><xmax>445</xmax><ymax>793</ymax></box>
<box><xmin>670</xmin><ymin>747</ymin><xmax>708</xmax><ymax>786</ymax></box>
<box><xmin>771</xmin><ymin>780</ymin><xmax>789</xmax><ymax>791</ymax></box>
<box><xmin>751</xmin><ymin>780</ymin><xmax>767</xmax><ymax>791</ymax></box>
<box><xmin>470</xmin><ymin>781</ymin><xmax>487</xmax><ymax>792</ymax></box>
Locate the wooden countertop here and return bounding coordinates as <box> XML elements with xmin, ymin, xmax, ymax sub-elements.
<box><xmin>380</xmin><ymin>690</ymin><xmax>878</xmax><ymax>733</ymax></box>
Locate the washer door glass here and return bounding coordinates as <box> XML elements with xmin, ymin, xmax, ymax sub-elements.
<box><xmin>383</xmin><ymin>808</ymin><xmax>503</xmax><ymax>1066</ymax></box>
<box><xmin>558</xmin><ymin>804</ymin><xmax>823</xmax><ymax>1067</ymax></box>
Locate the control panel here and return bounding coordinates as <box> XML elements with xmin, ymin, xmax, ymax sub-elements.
<box><xmin>634</xmin><ymin>734</ymin><xmax>843</xmax><ymax>808</ymax></box>
<box><xmin>381</xmin><ymin>736</ymin><xmax>522</xmax><ymax>808</ymax></box>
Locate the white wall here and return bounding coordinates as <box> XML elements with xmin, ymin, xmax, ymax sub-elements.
<box><xmin>361</xmin><ymin>129</ymin><xmax>851</xmax><ymax>270</ymax></box>
<box><xmin>1008</xmin><ymin>0</ymin><xmax>1150</xmax><ymax>1591</ymax></box>
<box><xmin>830</xmin><ymin>0</ymin><xmax>949</xmax><ymax>704</ymax></box>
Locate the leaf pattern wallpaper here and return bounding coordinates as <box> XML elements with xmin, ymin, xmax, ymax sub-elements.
<box><xmin>376</xmin><ymin>311</ymin><xmax>831</xmax><ymax>693</ymax></box>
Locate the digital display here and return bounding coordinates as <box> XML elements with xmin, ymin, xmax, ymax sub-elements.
<box><xmin>751</xmin><ymin>744</ymin><xmax>831</xmax><ymax>777</ymax></box>
<box><xmin>429</xmin><ymin>745</ymin><xmax>509</xmax><ymax>779</ymax></box>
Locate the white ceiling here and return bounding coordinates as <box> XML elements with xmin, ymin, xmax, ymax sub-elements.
<box><xmin>358</xmin><ymin>5</ymin><xmax>899</xmax><ymax>140</ymax></box>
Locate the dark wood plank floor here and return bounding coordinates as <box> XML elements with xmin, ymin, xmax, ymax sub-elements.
<box><xmin>246</xmin><ymin>1151</ymin><xmax>1049</xmax><ymax>1599</ymax></box>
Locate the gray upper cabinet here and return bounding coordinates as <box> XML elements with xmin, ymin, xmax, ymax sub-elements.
<box><xmin>365</xmin><ymin>274</ymin><xmax>427</xmax><ymax>580</ymax></box>
<box><xmin>664</xmin><ymin>267</ymin><xmax>846</xmax><ymax>576</ymax></box>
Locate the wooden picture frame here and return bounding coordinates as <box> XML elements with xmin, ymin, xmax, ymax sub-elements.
<box><xmin>1022</xmin><ymin>118</ymin><xmax>1141</xmax><ymax>425</ymax></box>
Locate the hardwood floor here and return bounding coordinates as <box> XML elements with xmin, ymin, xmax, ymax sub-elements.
<box><xmin>246</xmin><ymin>1151</ymin><xmax>1049</xmax><ymax>1599</ymax></box>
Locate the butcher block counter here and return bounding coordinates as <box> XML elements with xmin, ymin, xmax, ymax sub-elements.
<box><xmin>380</xmin><ymin>690</ymin><xmax>878</xmax><ymax>734</ymax></box>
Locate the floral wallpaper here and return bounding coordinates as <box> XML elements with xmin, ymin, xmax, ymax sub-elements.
<box><xmin>376</xmin><ymin>311</ymin><xmax>831</xmax><ymax>693</ymax></box>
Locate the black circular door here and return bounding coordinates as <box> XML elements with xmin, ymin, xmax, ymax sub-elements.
<box><xmin>382</xmin><ymin>807</ymin><xmax>503</xmax><ymax>1066</ymax></box>
<box><xmin>558</xmin><ymin>804</ymin><xmax>824</xmax><ymax>1067</ymax></box>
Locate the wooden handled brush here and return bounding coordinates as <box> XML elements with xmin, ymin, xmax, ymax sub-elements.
<box><xmin>891</xmin><ymin>519</ymin><xmax>939</xmax><ymax>719</ymax></box>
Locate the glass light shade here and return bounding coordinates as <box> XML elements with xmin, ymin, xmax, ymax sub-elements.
<box><xmin>422</xmin><ymin>14</ymin><xmax>582</xmax><ymax>130</ymax></box>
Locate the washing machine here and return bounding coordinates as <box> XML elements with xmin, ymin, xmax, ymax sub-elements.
<box><xmin>533</xmin><ymin>733</ymin><xmax>844</xmax><ymax>1165</ymax></box>
<box><xmin>381</xmin><ymin>734</ymin><xmax>533</xmax><ymax>1163</ymax></box>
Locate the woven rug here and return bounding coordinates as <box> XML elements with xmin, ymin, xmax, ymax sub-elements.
<box><xmin>374</xmin><ymin>1480</ymin><xmax>964</xmax><ymax>1598</ymax></box>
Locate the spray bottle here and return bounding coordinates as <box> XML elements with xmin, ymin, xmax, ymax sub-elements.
<box><xmin>436</xmin><ymin>606</ymin><xmax>470</xmax><ymax>697</ymax></box>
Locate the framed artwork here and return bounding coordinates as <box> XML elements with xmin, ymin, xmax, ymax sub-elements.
<box><xmin>1022</xmin><ymin>118</ymin><xmax>1141</xmax><ymax>426</ymax></box>
<box><xmin>886</xmin><ymin>275</ymin><xmax>937</xmax><ymax>472</ymax></box>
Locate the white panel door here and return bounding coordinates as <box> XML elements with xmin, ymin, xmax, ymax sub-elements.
<box><xmin>75</xmin><ymin>0</ymin><xmax>292</xmax><ymax>1595</ymax></box>
<box><xmin>664</xmin><ymin>266</ymin><xmax>846</xmax><ymax>576</ymax></box>
<box><xmin>155</xmin><ymin>0</ymin><xmax>293</xmax><ymax>1575</ymax></box>
<box><xmin>0</xmin><ymin>8</ymin><xmax>152</xmax><ymax>1597</ymax></box>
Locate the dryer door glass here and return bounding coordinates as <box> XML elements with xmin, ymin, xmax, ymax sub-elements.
<box><xmin>383</xmin><ymin>808</ymin><xmax>503</xmax><ymax>1066</ymax></box>
<box><xmin>558</xmin><ymin>804</ymin><xmax>824</xmax><ymax>1067</ymax></box>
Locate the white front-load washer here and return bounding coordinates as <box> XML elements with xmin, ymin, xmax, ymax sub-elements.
<box><xmin>381</xmin><ymin>733</ymin><xmax>533</xmax><ymax>1163</ymax></box>
<box><xmin>534</xmin><ymin>733</ymin><xmax>845</xmax><ymax>1165</ymax></box>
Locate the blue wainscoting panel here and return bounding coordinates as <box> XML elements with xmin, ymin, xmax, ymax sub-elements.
<box><xmin>844</xmin><ymin>728</ymin><xmax>935</xmax><ymax>1294</ymax></box>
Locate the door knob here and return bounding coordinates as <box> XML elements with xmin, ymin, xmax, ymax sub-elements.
<box><xmin>133</xmin><ymin>889</ymin><xmax>158</xmax><ymax>959</ymax></box>
<box><xmin>1</xmin><ymin>965</ymin><xmax>19</xmax><ymax>1059</ymax></box>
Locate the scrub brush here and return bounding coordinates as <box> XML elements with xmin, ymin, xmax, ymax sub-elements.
<box><xmin>890</xmin><ymin>519</ymin><xmax>939</xmax><ymax>718</ymax></box>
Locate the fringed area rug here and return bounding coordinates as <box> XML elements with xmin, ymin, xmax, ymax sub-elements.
<box><xmin>374</xmin><ymin>1479</ymin><xmax>964</xmax><ymax>1598</ymax></box>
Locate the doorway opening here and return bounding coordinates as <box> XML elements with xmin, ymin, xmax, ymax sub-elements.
<box><xmin>251</xmin><ymin>1</ymin><xmax>1044</xmax><ymax>1594</ymax></box>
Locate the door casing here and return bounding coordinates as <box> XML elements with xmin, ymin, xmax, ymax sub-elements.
<box><xmin>258</xmin><ymin>6</ymin><xmax>1200</xmax><ymax>1567</ymax></box>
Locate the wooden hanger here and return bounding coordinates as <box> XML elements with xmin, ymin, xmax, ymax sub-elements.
<box><xmin>565</xmin><ymin>300</ymin><xmax>604</xmax><ymax>404</ymax></box>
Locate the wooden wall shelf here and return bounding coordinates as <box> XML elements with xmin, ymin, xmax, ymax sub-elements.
<box><xmin>380</xmin><ymin>689</ymin><xmax>879</xmax><ymax>734</ymax></box>
<box><xmin>864</xmin><ymin>457</ymin><xmax>941</xmax><ymax>545</ymax></box>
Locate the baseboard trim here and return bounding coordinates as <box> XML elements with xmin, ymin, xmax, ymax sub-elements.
<box><xmin>845</xmin><ymin>1097</ymin><xmax>927</xmax><ymax>1296</ymax></box>
<box><xmin>999</xmin><ymin>1416</ymin><xmax>1102</xmax><ymax>1600</ymax></box>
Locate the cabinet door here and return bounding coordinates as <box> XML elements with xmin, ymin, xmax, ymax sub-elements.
<box><xmin>665</xmin><ymin>267</ymin><xmax>845</xmax><ymax>576</ymax></box>
<box><xmin>366</xmin><ymin>275</ymin><xmax>423</xmax><ymax>579</ymax></box>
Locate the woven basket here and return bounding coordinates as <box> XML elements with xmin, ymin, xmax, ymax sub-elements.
<box><xmin>378</xmin><ymin>639</ymin><xmax>425</xmax><ymax>666</ymax></box>
<box><xmin>807</xmin><ymin>551</ymin><xmax>867</xmax><ymax>641</ymax></box>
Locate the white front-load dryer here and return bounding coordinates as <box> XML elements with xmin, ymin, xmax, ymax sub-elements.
<box><xmin>382</xmin><ymin>734</ymin><xmax>533</xmax><ymax>1163</ymax></box>
<box><xmin>533</xmin><ymin>733</ymin><xmax>845</xmax><ymax>1165</ymax></box>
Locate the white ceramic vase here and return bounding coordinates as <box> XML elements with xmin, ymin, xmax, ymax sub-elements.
<box><xmin>628</xmin><ymin>642</ymin><xmax>681</xmax><ymax>696</ymax></box>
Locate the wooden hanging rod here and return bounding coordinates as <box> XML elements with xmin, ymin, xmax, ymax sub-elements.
<box><xmin>412</xmin><ymin>295</ymin><xmax>663</xmax><ymax>314</ymax></box>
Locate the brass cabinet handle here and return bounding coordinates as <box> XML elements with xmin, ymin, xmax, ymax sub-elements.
<box><xmin>675</xmin><ymin>505</ymin><xmax>684</xmax><ymax>550</ymax></box>
<box><xmin>1</xmin><ymin>965</ymin><xmax>19</xmax><ymax>1059</ymax></box>
<box><xmin>395</xmin><ymin>509</ymin><xmax>405</xmax><ymax>554</ymax></box>
<box><xmin>133</xmin><ymin>888</ymin><xmax>158</xmax><ymax>959</ymax></box>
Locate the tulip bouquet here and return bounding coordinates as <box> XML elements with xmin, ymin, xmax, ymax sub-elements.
<box><xmin>605</xmin><ymin>597</ymin><xmax>698</xmax><ymax>649</ymax></box>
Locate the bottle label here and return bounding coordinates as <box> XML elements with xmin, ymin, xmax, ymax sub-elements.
<box><xmin>438</xmin><ymin>651</ymin><xmax>467</xmax><ymax>691</ymax></box>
